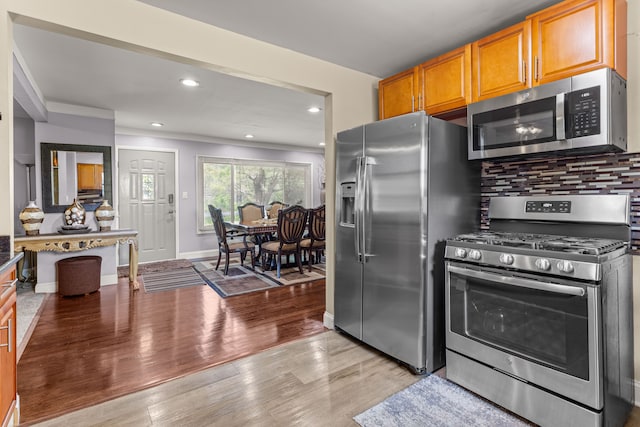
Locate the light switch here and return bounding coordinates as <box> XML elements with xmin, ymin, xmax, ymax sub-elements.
<box><xmin>182</xmin><ymin>191</ymin><xmax>188</xmax><ymax>199</ymax></box>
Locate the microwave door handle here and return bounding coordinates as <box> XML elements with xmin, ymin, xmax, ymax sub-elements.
<box><xmin>556</xmin><ymin>93</ymin><xmax>566</xmax><ymax>141</ymax></box>
<box><xmin>448</xmin><ymin>264</ymin><xmax>585</xmax><ymax>297</ymax></box>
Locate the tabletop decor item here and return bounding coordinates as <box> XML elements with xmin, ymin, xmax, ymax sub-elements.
<box><xmin>19</xmin><ymin>201</ymin><xmax>45</xmax><ymax>235</ymax></box>
<box><xmin>64</xmin><ymin>198</ymin><xmax>86</xmax><ymax>226</ymax></box>
<box><xmin>95</xmin><ymin>200</ymin><xmax>115</xmax><ymax>231</ymax></box>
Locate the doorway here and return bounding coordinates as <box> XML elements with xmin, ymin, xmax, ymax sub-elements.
<box><xmin>117</xmin><ymin>148</ymin><xmax>177</xmax><ymax>263</ymax></box>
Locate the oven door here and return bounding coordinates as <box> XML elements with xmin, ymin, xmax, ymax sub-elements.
<box><xmin>445</xmin><ymin>261</ymin><xmax>602</xmax><ymax>409</ymax></box>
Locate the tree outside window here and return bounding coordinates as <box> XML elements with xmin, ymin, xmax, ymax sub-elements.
<box><xmin>198</xmin><ymin>157</ymin><xmax>311</xmax><ymax>232</ymax></box>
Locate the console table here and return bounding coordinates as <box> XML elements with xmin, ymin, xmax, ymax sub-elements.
<box><xmin>14</xmin><ymin>229</ymin><xmax>140</xmax><ymax>290</ymax></box>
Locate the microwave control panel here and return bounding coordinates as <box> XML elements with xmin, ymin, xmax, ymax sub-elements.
<box><xmin>565</xmin><ymin>86</ymin><xmax>600</xmax><ymax>138</ymax></box>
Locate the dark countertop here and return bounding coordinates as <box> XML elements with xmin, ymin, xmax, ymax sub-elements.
<box><xmin>0</xmin><ymin>252</ymin><xmax>24</xmax><ymax>276</ymax></box>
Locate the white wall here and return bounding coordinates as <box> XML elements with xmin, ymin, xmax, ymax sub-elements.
<box><xmin>0</xmin><ymin>0</ymin><xmax>380</xmax><ymax>315</ymax></box>
<box><xmin>13</xmin><ymin>115</ymin><xmax>34</xmax><ymax>232</ymax></box>
<box><xmin>116</xmin><ymin>133</ymin><xmax>325</xmax><ymax>257</ymax></box>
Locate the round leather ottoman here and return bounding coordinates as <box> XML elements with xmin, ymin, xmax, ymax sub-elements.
<box><xmin>56</xmin><ymin>255</ymin><xmax>102</xmax><ymax>296</ymax></box>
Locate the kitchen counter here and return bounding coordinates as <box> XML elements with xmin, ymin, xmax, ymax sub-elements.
<box><xmin>0</xmin><ymin>252</ymin><xmax>23</xmax><ymax>276</ymax></box>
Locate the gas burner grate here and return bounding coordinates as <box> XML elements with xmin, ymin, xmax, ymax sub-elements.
<box><xmin>453</xmin><ymin>232</ymin><xmax>627</xmax><ymax>255</ymax></box>
<box><xmin>538</xmin><ymin>237</ymin><xmax>627</xmax><ymax>255</ymax></box>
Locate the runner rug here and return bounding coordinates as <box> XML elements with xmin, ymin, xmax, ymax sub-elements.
<box><xmin>193</xmin><ymin>259</ymin><xmax>325</xmax><ymax>297</ymax></box>
<box><xmin>142</xmin><ymin>267</ymin><xmax>206</xmax><ymax>293</ymax></box>
<box><xmin>117</xmin><ymin>258</ymin><xmax>194</xmax><ymax>278</ymax></box>
<box><xmin>354</xmin><ymin>374</ymin><xmax>529</xmax><ymax>427</ymax></box>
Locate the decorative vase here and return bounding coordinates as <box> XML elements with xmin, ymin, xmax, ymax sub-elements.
<box><xmin>95</xmin><ymin>200</ymin><xmax>115</xmax><ymax>231</ymax></box>
<box><xmin>64</xmin><ymin>198</ymin><xmax>86</xmax><ymax>226</ymax></box>
<box><xmin>19</xmin><ymin>201</ymin><xmax>45</xmax><ymax>236</ymax></box>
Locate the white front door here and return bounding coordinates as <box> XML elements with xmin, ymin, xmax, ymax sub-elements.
<box><xmin>118</xmin><ymin>148</ymin><xmax>177</xmax><ymax>263</ymax></box>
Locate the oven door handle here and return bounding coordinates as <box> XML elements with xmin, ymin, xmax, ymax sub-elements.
<box><xmin>448</xmin><ymin>265</ymin><xmax>585</xmax><ymax>297</ymax></box>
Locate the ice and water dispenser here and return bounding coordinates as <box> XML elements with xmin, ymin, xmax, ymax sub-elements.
<box><xmin>340</xmin><ymin>182</ymin><xmax>356</xmax><ymax>227</ymax></box>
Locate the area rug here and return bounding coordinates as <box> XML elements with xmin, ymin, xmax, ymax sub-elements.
<box><xmin>142</xmin><ymin>267</ymin><xmax>206</xmax><ymax>293</ymax></box>
<box><xmin>117</xmin><ymin>258</ymin><xmax>193</xmax><ymax>278</ymax></box>
<box><xmin>354</xmin><ymin>374</ymin><xmax>529</xmax><ymax>427</ymax></box>
<box><xmin>193</xmin><ymin>259</ymin><xmax>325</xmax><ymax>297</ymax></box>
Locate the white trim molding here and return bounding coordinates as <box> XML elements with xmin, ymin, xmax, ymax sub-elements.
<box><xmin>323</xmin><ymin>311</ymin><xmax>334</xmax><ymax>330</ymax></box>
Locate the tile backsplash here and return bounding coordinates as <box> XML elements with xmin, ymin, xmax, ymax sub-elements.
<box><xmin>481</xmin><ymin>151</ymin><xmax>640</xmax><ymax>253</ymax></box>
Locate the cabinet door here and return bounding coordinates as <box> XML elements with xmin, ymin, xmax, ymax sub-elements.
<box><xmin>0</xmin><ymin>269</ymin><xmax>16</xmax><ymax>427</ymax></box>
<box><xmin>378</xmin><ymin>67</ymin><xmax>418</xmax><ymax>120</ymax></box>
<box><xmin>472</xmin><ymin>21</ymin><xmax>531</xmax><ymax>101</ymax></box>
<box><xmin>77</xmin><ymin>163</ymin><xmax>102</xmax><ymax>190</ymax></box>
<box><xmin>418</xmin><ymin>44</ymin><xmax>471</xmax><ymax>115</ymax></box>
<box><xmin>529</xmin><ymin>0</ymin><xmax>616</xmax><ymax>85</ymax></box>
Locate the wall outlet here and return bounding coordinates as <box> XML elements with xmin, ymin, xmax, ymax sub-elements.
<box><xmin>182</xmin><ymin>191</ymin><xmax>188</xmax><ymax>199</ymax></box>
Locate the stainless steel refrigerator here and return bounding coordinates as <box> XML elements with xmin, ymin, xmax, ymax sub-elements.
<box><xmin>335</xmin><ymin>111</ymin><xmax>479</xmax><ymax>373</ymax></box>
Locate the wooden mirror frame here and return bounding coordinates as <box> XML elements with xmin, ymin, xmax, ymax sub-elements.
<box><xmin>40</xmin><ymin>142</ymin><xmax>113</xmax><ymax>213</ymax></box>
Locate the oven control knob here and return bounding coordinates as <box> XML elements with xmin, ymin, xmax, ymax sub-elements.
<box><xmin>454</xmin><ymin>248</ymin><xmax>467</xmax><ymax>258</ymax></box>
<box><xmin>499</xmin><ymin>253</ymin><xmax>514</xmax><ymax>265</ymax></box>
<box><xmin>468</xmin><ymin>250</ymin><xmax>481</xmax><ymax>260</ymax></box>
<box><xmin>557</xmin><ymin>260</ymin><xmax>575</xmax><ymax>274</ymax></box>
<box><xmin>535</xmin><ymin>258</ymin><xmax>551</xmax><ymax>271</ymax></box>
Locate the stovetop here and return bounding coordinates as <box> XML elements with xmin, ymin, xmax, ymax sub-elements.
<box><xmin>451</xmin><ymin>231</ymin><xmax>626</xmax><ymax>256</ymax></box>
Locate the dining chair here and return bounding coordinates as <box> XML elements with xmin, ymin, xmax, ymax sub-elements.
<box><xmin>260</xmin><ymin>205</ymin><xmax>308</xmax><ymax>278</ymax></box>
<box><xmin>209</xmin><ymin>205</ymin><xmax>255</xmax><ymax>275</ymax></box>
<box><xmin>237</xmin><ymin>202</ymin><xmax>266</xmax><ymax>224</ymax></box>
<box><xmin>266</xmin><ymin>201</ymin><xmax>289</xmax><ymax>219</ymax></box>
<box><xmin>301</xmin><ymin>205</ymin><xmax>325</xmax><ymax>271</ymax></box>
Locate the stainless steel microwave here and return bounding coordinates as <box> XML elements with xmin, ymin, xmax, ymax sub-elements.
<box><xmin>467</xmin><ymin>68</ymin><xmax>627</xmax><ymax>160</ymax></box>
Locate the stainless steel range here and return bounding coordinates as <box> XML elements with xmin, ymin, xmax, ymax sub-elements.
<box><xmin>444</xmin><ymin>195</ymin><xmax>634</xmax><ymax>427</ymax></box>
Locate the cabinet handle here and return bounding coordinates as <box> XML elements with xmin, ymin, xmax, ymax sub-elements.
<box><xmin>534</xmin><ymin>56</ymin><xmax>539</xmax><ymax>81</ymax></box>
<box><xmin>411</xmin><ymin>96</ymin><xmax>415</xmax><ymax>112</ymax></box>
<box><xmin>0</xmin><ymin>319</ymin><xmax>12</xmax><ymax>353</ymax></box>
<box><xmin>523</xmin><ymin>61</ymin><xmax>526</xmax><ymax>84</ymax></box>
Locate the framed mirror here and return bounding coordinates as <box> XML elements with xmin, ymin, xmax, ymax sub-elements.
<box><xmin>40</xmin><ymin>142</ymin><xmax>113</xmax><ymax>213</ymax></box>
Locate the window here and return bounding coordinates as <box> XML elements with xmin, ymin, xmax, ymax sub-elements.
<box><xmin>197</xmin><ymin>156</ymin><xmax>312</xmax><ymax>232</ymax></box>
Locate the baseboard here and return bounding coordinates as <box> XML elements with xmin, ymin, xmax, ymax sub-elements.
<box><xmin>634</xmin><ymin>380</ymin><xmax>640</xmax><ymax>406</ymax></box>
<box><xmin>35</xmin><ymin>274</ymin><xmax>118</xmax><ymax>293</ymax></box>
<box><xmin>179</xmin><ymin>249</ymin><xmax>217</xmax><ymax>260</ymax></box>
<box><xmin>323</xmin><ymin>311</ymin><xmax>334</xmax><ymax>329</ymax></box>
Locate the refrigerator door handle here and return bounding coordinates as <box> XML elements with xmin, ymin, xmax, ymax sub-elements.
<box><xmin>355</xmin><ymin>156</ymin><xmax>364</xmax><ymax>263</ymax></box>
<box><xmin>362</xmin><ymin>156</ymin><xmax>376</xmax><ymax>262</ymax></box>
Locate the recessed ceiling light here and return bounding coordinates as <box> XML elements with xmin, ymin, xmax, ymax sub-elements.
<box><xmin>319</xmin><ymin>142</ymin><xmax>326</xmax><ymax>146</ymax></box>
<box><xmin>307</xmin><ymin>106</ymin><xmax>321</xmax><ymax>113</ymax></box>
<box><xmin>150</xmin><ymin>122</ymin><xmax>164</xmax><ymax>127</ymax></box>
<box><xmin>180</xmin><ymin>79</ymin><xmax>200</xmax><ymax>87</ymax></box>
<box><xmin>245</xmin><ymin>134</ymin><xmax>254</xmax><ymax>139</ymax></box>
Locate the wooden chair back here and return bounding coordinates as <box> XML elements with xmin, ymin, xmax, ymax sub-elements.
<box><xmin>208</xmin><ymin>205</ymin><xmax>228</xmax><ymax>245</ymax></box>
<box><xmin>237</xmin><ymin>203</ymin><xmax>265</xmax><ymax>224</ymax></box>
<box><xmin>267</xmin><ymin>201</ymin><xmax>289</xmax><ymax>219</ymax></box>
<box><xmin>307</xmin><ymin>205</ymin><xmax>326</xmax><ymax>243</ymax></box>
<box><xmin>277</xmin><ymin>205</ymin><xmax>308</xmax><ymax>245</ymax></box>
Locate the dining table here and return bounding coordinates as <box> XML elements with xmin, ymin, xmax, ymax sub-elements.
<box><xmin>224</xmin><ymin>219</ymin><xmax>278</xmax><ymax>263</ymax></box>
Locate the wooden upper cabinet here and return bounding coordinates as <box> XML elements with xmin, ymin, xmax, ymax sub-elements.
<box><xmin>378</xmin><ymin>67</ymin><xmax>419</xmax><ymax>120</ymax></box>
<box><xmin>418</xmin><ymin>45</ymin><xmax>472</xmax><ymax>115</ymax></box>
<box><xmin>472</xmin><ymin>21</ymin><xmax>531</xmax><ymax>102</ymax></box>
<box><xmin>529</xmin><ymin>0</ymin><xmax>626</xmax><ymax>85</ymax></box>
<box><xmin>77</xmin><ymin>163</ymin><xmax>104</xmax><ymax>190</ymax></box>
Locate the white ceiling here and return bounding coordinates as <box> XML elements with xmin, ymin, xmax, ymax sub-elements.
<box><xmin>12</xmin><ymin>0</ymin><xmax>561</xmax><ymax>150</ymax></box>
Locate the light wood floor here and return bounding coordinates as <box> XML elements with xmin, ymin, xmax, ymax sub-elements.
<box><xmin>18</xmin><ymin>276</ymin><xmax>326</xmax><ymax>425</ymax></box>
<box><xmin>31</xmin><ymin>331</ymin><xmax>421</xmax><ymax>426</ymax></box>
<box><xmin>17</xmin><ymin>275</ymin><xmax>640</xmax><ymax>426</ymax></box>
<box><xmin>27</xmin><ymin>328</ymin><xmax>640</xmax><ymax>427</ymax></box>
